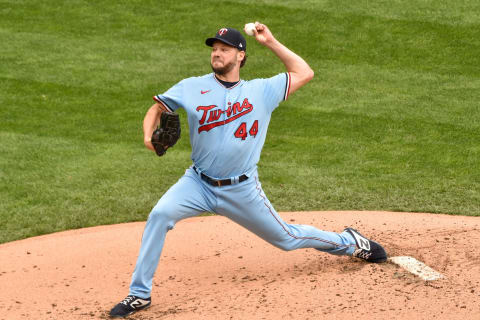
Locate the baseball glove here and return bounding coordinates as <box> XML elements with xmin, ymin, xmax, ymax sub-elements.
<box><xmin>151</xmin><ymin>111</ymin><xmax>181</xmax><ymax>157</ymax></box>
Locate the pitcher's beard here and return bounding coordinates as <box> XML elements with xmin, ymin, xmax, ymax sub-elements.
<box><xmin>211</xmin><ymin>61</ymin><xmax>236</xmax><ymax>76</ymax></box>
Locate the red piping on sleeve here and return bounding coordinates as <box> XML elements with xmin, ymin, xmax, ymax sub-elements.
<box><xmin>286</xmin><ymin>72</ymin><xmax>291</xmax><ymax>100</ymax></box>
<box><xmin>153</xmin><ymin>96</ymin><xmax>173</xmax><ymax>112</ymax></box>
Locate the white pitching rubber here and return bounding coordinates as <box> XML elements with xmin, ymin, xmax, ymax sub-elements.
<box><xmin>388</xmin><ymin>256</ymin><xmax>445</xmax><ymax>281</ymax></box>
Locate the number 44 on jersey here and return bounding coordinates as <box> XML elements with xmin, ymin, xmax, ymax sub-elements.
<box><xmin>234</xmin><ymin>120</ymin><xmax>258</xmax><ymax>140</ymax></box>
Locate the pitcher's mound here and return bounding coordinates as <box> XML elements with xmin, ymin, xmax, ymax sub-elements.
<box><xmin>1</xmin><ymin>211</ymin><xmax>479</xmax><ymax>320</ymax></box>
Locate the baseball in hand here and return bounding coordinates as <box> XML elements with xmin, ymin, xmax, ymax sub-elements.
<box><xmin>244</xmin><ymin>23</ymin><xmax>256</xmax><ymax>36</ymax></box>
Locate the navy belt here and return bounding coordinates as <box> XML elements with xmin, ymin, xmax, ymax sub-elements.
<box><xmin>193</xmin><ymin>166</ymin><xmax>248</xmax><ymax>187</ymax></box>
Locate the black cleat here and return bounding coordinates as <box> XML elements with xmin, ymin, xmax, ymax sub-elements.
<box><xmin>345</xmin><ymin>228</ymin><xmax>387</xmax><ymax>263</ymax></box>
<box><xmin>109</xmin><ymin>295</ymin><xmax>151</xmax><ymax>318</ymax></box>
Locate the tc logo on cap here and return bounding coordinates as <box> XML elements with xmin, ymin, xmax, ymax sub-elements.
<box><xmin>218</xmin><ymin>28</ymin><xmax>228</xmax><ymax>36</ymax></box>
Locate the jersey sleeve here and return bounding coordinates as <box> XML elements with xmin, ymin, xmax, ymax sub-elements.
<box><xmin>263</xmin><ymin>72</ymin><xmax>290</xmax><ymax>112</ymax></box>
<box><xmin>153</xmin><ymin>80</ymin><xmax>186</xmax><ymax>112</ymax></box>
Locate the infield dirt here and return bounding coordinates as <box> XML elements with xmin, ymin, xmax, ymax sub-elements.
<box><xmin>1</xmin><ymin>211</ymin><xmax>479</xmax><ymax>319</ymax></box>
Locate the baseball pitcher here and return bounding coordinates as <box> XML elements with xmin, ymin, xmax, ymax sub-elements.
<box><xmin>109</xmin><ymin>22</ymin><xmax>387</xmax><ymax>318</ymax></box>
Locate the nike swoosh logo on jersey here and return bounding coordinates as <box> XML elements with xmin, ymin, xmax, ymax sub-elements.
<box><xmin>201</xmin><ymin>90</ymin><xmax>211</xmax><ymax>94</ymax></box>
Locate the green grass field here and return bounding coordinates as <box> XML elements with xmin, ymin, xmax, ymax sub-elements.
<box><xmin>1</xmin><ymin>0</ymin><xmax>479</xmax><ymax>243</ymax></box>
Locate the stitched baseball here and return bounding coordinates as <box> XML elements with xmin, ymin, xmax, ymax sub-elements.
<box><xmin>244</xmin><ymin>23</ymin><xmax>256</xmax><ymax>36</ymax></box>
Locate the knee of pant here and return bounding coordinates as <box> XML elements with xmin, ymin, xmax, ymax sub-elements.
<box><xmin>148</xmin><ymin>207</ymin><xmax>176</xmax><ymax>231</ymax></box>
<box><xmin>271</xmin><ymin>238</ymin><xmax>296</xmax><ymax>252</ymax></box>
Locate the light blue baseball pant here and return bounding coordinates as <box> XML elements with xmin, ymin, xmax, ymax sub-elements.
<box><xmin>129</xmin><ymin>167</ymin><xmax>356</xmax><ymax>298</ymax></box>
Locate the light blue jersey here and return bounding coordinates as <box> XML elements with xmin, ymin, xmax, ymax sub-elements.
<box><xmin>128</xmin><ymin>72</ymin><xmax>357</xmax><ymax>299</ymax></box>
<box><xmin>154</xmin><ymin>73</ymin><xmax>290</xmax><ymax>178</ymax></box>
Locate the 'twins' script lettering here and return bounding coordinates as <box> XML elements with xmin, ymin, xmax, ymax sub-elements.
<box><xmin>196</xmin><ymin>98</ymin><xmax>253</xmax><ymax>133</ymax></box>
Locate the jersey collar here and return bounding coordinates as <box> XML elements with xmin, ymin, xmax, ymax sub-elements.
<box><xmin>212</xmin><ymin>73</ymin><xmax>243</xmax><ymax>90</ymax></box>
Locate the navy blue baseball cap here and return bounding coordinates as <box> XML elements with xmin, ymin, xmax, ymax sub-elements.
<box><xmin>206</xmin><ymin>27</ymin><xmax>246</xmax><ymax>51</ymax></box>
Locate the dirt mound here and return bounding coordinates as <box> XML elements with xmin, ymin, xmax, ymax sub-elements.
<box><xmin>1</xmin><ymin>211</ymin><xmax>479</xmax><ymax>319</ymax></box>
